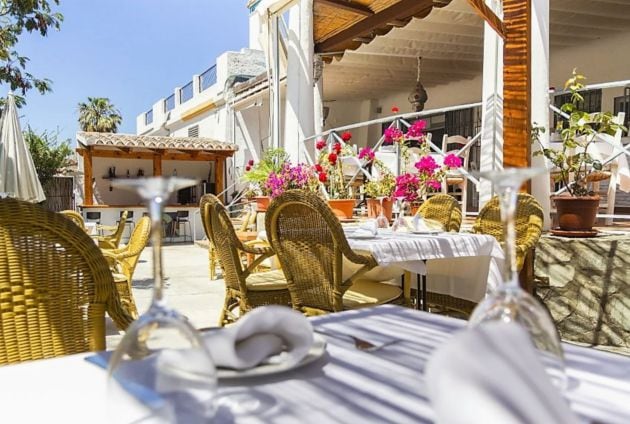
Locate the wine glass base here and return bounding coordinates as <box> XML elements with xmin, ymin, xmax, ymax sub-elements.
<box><xmin>214</xmin><ymin>389</ymin><xmax>277</xmax><ymax>416</ymax></box>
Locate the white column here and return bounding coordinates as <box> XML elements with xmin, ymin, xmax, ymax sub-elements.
<box><xmin>283</xmin><ymin>0</ymin><xmax>315</xmax><ymax>163</ymax></box>
<box><xmin>271</xmin><ymin>13</ymin><xmax>281</xmax><ymax>150</ymax></box>
<box><xmin>530</xmin><ymin>0</ymin><xmax>551</xmax><ymax>229</ymax></box>
<box><xmin>479</xmin><ymin>0</ymin><xmax>503</xmax><ymax>205</ymax></box>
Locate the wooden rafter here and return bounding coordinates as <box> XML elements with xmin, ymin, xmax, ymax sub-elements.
<box><xmin>316</xmin><ymin>0</ymin><xmax>435</xmax><ymax>53</ymax></box>
<box><xmin>317</xmin><ymin>0</ymin><xmax>373</xmax><ymax>17</ymax></box>
<box><xmin>466</xmin><ymin>0</ymin><xmax>506</xmax><ymax>39</ymax></box>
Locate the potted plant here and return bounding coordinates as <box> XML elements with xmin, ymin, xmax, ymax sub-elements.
<box><xmin>315</xmin><ymin>133</ymin><xmax>356</xmax><ymax>218</ymax></box>
<box><xmin>263</xmin><ymin>162</ymin><xmax>318</xmax><ymax>199</ymax></box>
<box><xmin>361</xmin><ymin>147</ymin><xmax>396</xmax><ymax>220</ymax></box>
<box><xmin>533</xmin><ymin>70</ymin><xmax>626</xmax><ymax>232</ymax></box>
<box><xmin>242</xmin><ymin>148</ymin><xmax>289</xmax><ymax>211</ymax></box>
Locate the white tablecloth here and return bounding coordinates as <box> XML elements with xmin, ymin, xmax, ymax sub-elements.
<box><xmin>347</xmin><ymin>230</ymin><xmax>504</xmax><ymax>302</ymax></box>
<box><xmin>0</xmin><ymin>306</ymin><xmax>628</xmax><ymax>423</ymax></box>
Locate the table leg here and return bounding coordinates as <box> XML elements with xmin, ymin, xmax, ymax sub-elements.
<box><xmin>417</xmin><ymin>274</ymin><xmax>428</xmax><ymax>312</ymax></box>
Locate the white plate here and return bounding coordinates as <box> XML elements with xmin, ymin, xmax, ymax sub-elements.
<box><xmin>216</xmin><ymin>334</ymin><xmax>327</xmax><ymax>379</ymax></box>
<box><xmin>410</xmin><ymin>230</ymin><xmax>442</xmax><ymax>235</ymax></box>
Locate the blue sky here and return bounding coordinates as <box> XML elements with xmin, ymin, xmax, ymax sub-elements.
<box><xmin>10</xmin><ymin>0</ymin><xmax>249</xmax><ymax>143</ymax></box>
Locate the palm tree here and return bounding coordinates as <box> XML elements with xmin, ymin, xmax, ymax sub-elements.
<box><xmin>78</xmin><ymin>97</ymin><xmax>122</xmax><ymax>132</ymax></box>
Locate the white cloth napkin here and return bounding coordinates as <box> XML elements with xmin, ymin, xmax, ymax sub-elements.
<box><xmin>353</xmin><ymin>219</ymin><xmax>378</xmax><ymax>237</ymax></box>
<box><xmin>411</xmin><ymin>215</ymin><xmax>443</xmax><ymax>232</ymax></box>
<box><xmin>426</xmin><ymin>322</ymin><xmax>579</xmax><ymax>424</ymax></box>
<box><xmin>202</xmin><ymin>306</ymin><xmax>314</xmax><ymax>370</ymax></box>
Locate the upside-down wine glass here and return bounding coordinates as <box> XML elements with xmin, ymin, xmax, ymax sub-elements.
<box><xmin>469</xmin><ymin>168</ymin><xmax>567</xmax><ymax>390</ymax></box>
<box><xmin>107</xmin><ymin>177</ymin><xmax>217</xmax><ymax>423</ymax></box>
<box><xmin>375</xmin><ymin>196</ymin><xmax>390</xmax><ymax>229</ymax></box>
<box><xmin>392</xmin><ymin>196</ymin><xmax>411</xmax><ymax>232</ymax></box>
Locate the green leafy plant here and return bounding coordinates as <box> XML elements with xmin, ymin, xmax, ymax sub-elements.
<box><xmin>242</xmin><ymin>148</ymin><xmax>289</xmax><ymax>196</ymax></box>
<box><xmin>0</xmin><ymin>1</ymin><xmax>63</xmax><ymax>102</ymax></box>
<box><xmin>24</xmin><ymin>126</ymin><xmax>72</xmax><ymax>186</ymax></box>
<box><xmin>365</xmin><ymin>161</ymin><xmax>396</xmax><ymax>198</ymax></box>
<box><xmin>533</xmin><ymin>70</ymin><xmax>626</xmax><ymax>197</ymax></box>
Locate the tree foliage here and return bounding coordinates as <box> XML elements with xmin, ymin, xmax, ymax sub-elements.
<box><xmin>77</xmin><ymin>97</ymin><xmax>123</xmax><ymax>132</ymax></box>
<box><xmin>24</xmin><ymin>126</ymin><xmax>72</xmax><ymax>186</ymax></box>
<box><xmin>0</xmin><ymin>0</ymin><xmax>63</xmax><ymax>101</ymax></box>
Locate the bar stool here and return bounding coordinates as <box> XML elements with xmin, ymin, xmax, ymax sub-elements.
<box><xmin>176</xmin><ymin>210</ymin><xmax>192</xmax><ymax>243</ymax></box>
<box><xmin>85</xmin><ymin>211</ymin><xmax>102</xmax><ymax>235</ymax></box>
<box><xmin>118</xmin><ymin>210</ymin><xmax>134</xmax><ymax>239</ymax></box>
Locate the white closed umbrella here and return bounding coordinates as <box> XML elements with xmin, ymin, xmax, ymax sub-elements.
<box><xmin>0</xmin><ymin>93</ymin><xmax>46</xmax><ymax>203</ymax></box>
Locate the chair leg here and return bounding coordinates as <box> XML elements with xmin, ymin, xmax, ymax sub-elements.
<box><xmin>209</xmin><ymin>246</ymin><xmax>217</xmax><ymax>280</ymax></box>
<box><xmin>606</xmin><ymin>165</ymin><xmax>618</xmax><ymax>225</ymax></box>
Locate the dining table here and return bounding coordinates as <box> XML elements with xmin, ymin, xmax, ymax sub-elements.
<box><xmin>344</xmin><ymin>228</ymin><xmax>504</xmax><ymax>309</ymax></box>
<box><xmin>1</xmin><ymin>306</ymin><xmax>628</xmax><ymax>423</ymax></box>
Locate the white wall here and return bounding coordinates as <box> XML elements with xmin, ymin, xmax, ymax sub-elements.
<box><xmin>92</xmin><ymin>158</ymin><xmax>153</xmax><ymax>205</ymax></box>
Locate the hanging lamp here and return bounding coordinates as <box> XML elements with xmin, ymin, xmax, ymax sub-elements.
<box><xmin>408</xmin><ymin>57</ymin><xmax>428</xmax><ymax>112</ymax></box>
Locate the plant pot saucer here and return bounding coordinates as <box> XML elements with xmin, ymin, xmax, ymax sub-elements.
<box><xmin>549</xmin><ymin>228</ymin><xmax>598</xmax><ymax>238</ymax></box>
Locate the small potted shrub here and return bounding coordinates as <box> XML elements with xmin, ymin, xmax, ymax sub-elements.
<box><xmin>533</xmin><ymin>70</ymin><xmax>626</xmax><ymax>232</ymax></box>
<box><xmin>242</xmin><ymin>148</ymin><xmax>289</xmax><ymax>211</ymax></box>
<box><xmin>361</xmin><ymin>147</ymin><xmax>396</xmax><ymax>220</ymax></box>
<box><xmin>314</xmin><ymin>133</ymin><xmax>356</xmax><ymax>218</ymax></box>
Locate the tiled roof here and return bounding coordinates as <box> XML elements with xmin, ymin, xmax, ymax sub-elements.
<box><xmin>76</xmin><ymin>132</ymin><xmax>238</xmax><ymax>153</ymax></box>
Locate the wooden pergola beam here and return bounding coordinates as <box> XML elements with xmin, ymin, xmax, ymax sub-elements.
<box><xmin>502</xmin><ymin>0</ymin><xmax>531</xmax><ymax>168</ymax></box>
<box><xmin>83</xmin><ymin>147</ymin><xmax>93</xmax><ymax>206</ymax></box>
<box><xmin>466</xmin><ymin>0</ymin><xmax>507</xmax><ymax>40</ymax></box>
<box><xmin>316</xmin><ymin>0</ymin><xmax>435</xmax><ymax>53</ymax></box>
<box><xmin>317</xmin><ymin>0</ymin><xmax>373</xmax><ymax>17</ymax></box>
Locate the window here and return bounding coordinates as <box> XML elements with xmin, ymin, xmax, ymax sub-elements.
<box><xmin>188</xmin><ymin>125</ymin><xmax>199</xmax><ymax>138</ymax></box>
<box><xmin>144</xmin><ymin>109</ymin><xmax>153</xmax><ymax>125</ymax></box>
<box><xmin>180</xmin><ymin>81</ymin><xmax>194</xmax><ymax>103</ymax></box>
<box><xmin>553</xmin><ymin>89</ymin><xmax>602</xmax><ymax>128</ymax></box>
<box><xmin>613</xmin><ymin>89</ymin><xmax>630</xmax><ymax>128</ymax></box>
<box><xmin>164</xmin><ymin>94</ymin><xmax>175</xmax><ymax>112</ymax></box>
<box><xmin>199</xmin><ymin>65</ymin><xmax>217</xmax><ymax>92</ymax></box>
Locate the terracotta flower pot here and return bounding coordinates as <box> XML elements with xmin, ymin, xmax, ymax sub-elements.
<box><xmin>552</xmin><ymin>195</ymin><xmax>600</xmax><ymax>231</ymax></box>
<box><xmin>254</xmin><ymin>196</ymin><xmax>271</xmax><ymax>212</ymax></box>
<box><xmin>328</xmin><ymin>199</ymin><xmax>356</xmax><ymax>219</ymax></box>
<box><xmin>367</xmin><ymin>198</ymin><xmax>393</xmax><ymax>220</ymax></box>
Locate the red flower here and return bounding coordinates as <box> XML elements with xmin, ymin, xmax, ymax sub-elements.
<box><xmin>316</xmin><ymin>139</ymin><xmax>326</xmax><ymax>150</ymax></box>
<box><xmin>247</xmin><ymin>159</ymin><xmax>254</xmax><ymax>166</ymax></box>
<box><xmin>333</xmin><ymin>142</ymin><xmax>342</xmax><ymax>154</ymax></box>
<box><xmin>328</xmin><ymin>153</ymin><xmax>338</xmax><ymax>165</ymax></box>
<box><xmin>341</xmin><ymin>131</ymin><xmax>352</xmax><ymax>142</ymax></box>
<box><xmin>314</xmin><ymin>164</ymin><xmax>323</xmax><ymax>172</ymax></box>
<box><xmin>245</xmin><ymin>165</ymin><xmax>251</xmax><ymax>172</ymax></box>
<box><xmin>391</xmin><ymin>106</ymin><xmax>400</xmax><ymax>113</ymax></box>
<box><xmin>318</xmin><ymin>172</ymin><xmax>328</xmax><ymax>183</ymax></box>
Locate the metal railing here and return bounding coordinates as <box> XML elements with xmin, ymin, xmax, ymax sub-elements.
<box><xmin>180</xmin><ymin>81</ymin><xmax>194</xmax><ymax>103</ymax></box>
<box><xmin>164</xmin><ymin>94</ymin><xmax>175</xmax><ymax>112</ymax></box>
<box><xmin>144</xmin><ymin>109</ymin><xmax>153</xmax><ymax>125</ymax></box>
<box><xmin>200</xmin><ymin>65</ymin><xmax>217</xmax><ymax>92</ymax></box>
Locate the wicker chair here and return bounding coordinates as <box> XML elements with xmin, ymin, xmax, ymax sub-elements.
<box><xmin>60</xmin><ymin>210</ymin><xmax>86</xmax><ymax>231</ymax></box>
<box><xmin>0</xmin><ymin>198</ymin><xmax>134</xmax><ymax>365</ymax></box>
<box><xmin>200</xmin><ymin>194</ymin><xmax>291</xmax><ymax>326</ymax></box>
<box><xmin>416</xmin><ymin>194</ymin><xmax>462</xmax><ymax>232</ymax></box>
<box><xmin>265</xmin><ymin>190</ymin><xmax>404</xmax><ymax>316</ymax></box>
<box><xmin>95</xmin><ymin>210</ymin><xmax>128</xmax><ymax>249</ymax></box>
<box><xmin>473</xmin><ymin>193</ymin><xmax>544</xmax><ymax>272</ymax></box>
<box><xmin>101</xmin><ymin>216</ymin><xmax>151</xmax><ymax>319</ymax></box>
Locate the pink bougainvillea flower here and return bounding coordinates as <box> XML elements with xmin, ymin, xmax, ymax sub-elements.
<box><xmin>333</xmin><ymin>142</ymin><xmax>342</xmax><ymax>154</ymax></box>
<box><xmin>328</xmin><ymin>152</ymin><xmax>338</xmax><ymax>165</ymax></box>
<box><xmin>341</xmin><ymin>131</ymin><xmax>352</xmax><ymax>142</ymax></box>
<box><xmin>358</xmin><ymin>147</ymin><xmax>375</xmax><ymax>161</ymax></box>
<box><xmin>247</xmin><ymin>159</ymin><xmax>254</xmax><ymax>166</ymax></box>
<box><xmin>391</xmin><ymin>106</ymin><xmax>400</xmax><ymax>113</ymax></box>
<box><xmin>384</xmin><ymin>127</ymin><xmax>404</xmax><ymax>144</ymax></box>
<box><xmin>443</xmin><ymin>153</ymin><xmax>463</xmax><ymax>168</ymax></box>
<box><xmin>415</xmin><ymin>155</ymin><xmax>439</xmax><ymax>175</ymax></box>
<box><xmin>406</xmin><ymin>119</ymin><xmax>427</xmax><ymax>138</ymax></box>
<box><xmin>315</xmin><ymin>139</ymin><xmax>327</xmax><ymax>150</ymax></box>
<box><xmin>427</xmin><ymin>179</ymin><xmax>442</xmax><ymax>191</ymax></box>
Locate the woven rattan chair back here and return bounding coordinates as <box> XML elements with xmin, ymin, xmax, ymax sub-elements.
<box><xmin>473</xmin><ymin>193</ymin><xmax>544</xmax><ymax>271</ymax></box>
<box><xmin>60</xmin><ymin>210</ymin><xmax>86</xmax><ymax>231</ymax></box>
<box><xmin>0</xmin><ymin>198</ymin><xmax>133</xmax><ymax>365</ymax></box>
<box><xmin>200</xmin><ymin>194</ymin><xmax>251</xmax><ymax>295</ymax></box>
<box><xmin>110</xmin><ymin>210</ymin><xmax>128</xmax><ymax>247</ymax></box>
<box><xmin>417</xmin><ymin>194</ymin><xmax>462</xmax><ymax>232</ymax></box>
<box><xmin>117</xmin><ymin>216</ymin><xmax>151</xmax><ymax>282</ymax></box>
<box><xmin>265</xmin><ymin>190</ymin><xmax>376</xmax><ymax>314</ymax></box>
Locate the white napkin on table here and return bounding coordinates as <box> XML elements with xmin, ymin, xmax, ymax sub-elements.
<box><xmin>202</xmin><ymin>306</ymin><xmax>314</xmax><ymax>370</ymax></box>
<box><xmin>426</xmin><ymin>322</ymin><xmax>579</xmax><ymax>424</ymax></box>
<box><xmin>411</xmin><ymin>215</ymin><xmax>444</xmax><ymax>232</ymax></box>
<box><xmin>352</xmin><ymin>219</ymin><xmax>378</xmax><ymax>237</ymax></box>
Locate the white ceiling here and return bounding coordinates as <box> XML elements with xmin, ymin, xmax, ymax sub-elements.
<box><xmin>323</xmin><ymin>0</ymin><xmax>630</xmax><ymax>100</ymax></box>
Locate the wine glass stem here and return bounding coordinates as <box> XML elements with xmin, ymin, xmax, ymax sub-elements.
<box><xmin>499</xmin><ymin>187</ymin><xmax>519</xmax><ymax>288</ymax></box>
<box><xmin>149</xmin><ymin>196</ymin><xmax>166</xmax><ymax>305</ymax></box>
